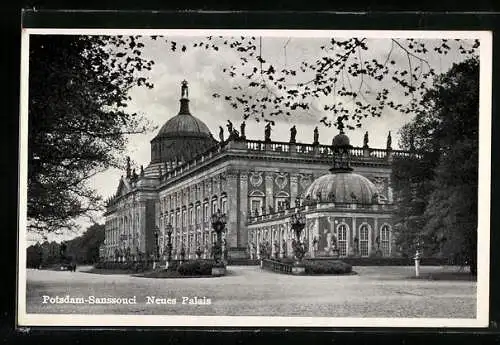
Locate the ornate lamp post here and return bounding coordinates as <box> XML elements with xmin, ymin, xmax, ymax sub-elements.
<box><xmin>290</xmin><ymin>211</ymin><xmax>307</xmax><ymax>267</ymax></box>
<box><xmin>153</xmin><ymin>226</ymin><xmax>160</xmax><ymax>270</ymax></box>
<box><xmin>211</xmin><ymin>209</ymin><xmax>226</xmax><ymax>265</ymax></box>
<box><xmin>165</xmin><ymin>223</ymin><xmax>173</xmax><ymax>269</ymax></box>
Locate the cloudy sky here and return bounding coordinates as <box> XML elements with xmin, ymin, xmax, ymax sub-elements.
<box><xmin>27</xmin><ymin>31</ymin><xmax>479</xmax><ymax>244</ymax></box>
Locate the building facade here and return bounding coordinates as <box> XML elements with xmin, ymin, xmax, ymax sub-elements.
<box><xmin>102</xmin><ymin>81</ymin><xmax>416</xmax><ymax>262</ymax></box>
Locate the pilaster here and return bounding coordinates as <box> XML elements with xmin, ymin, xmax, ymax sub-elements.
<box><xmin>226</xmin><ymin>172</ymin><xmax>239</xmax><ymax>248</ymax></box>
<box><xmin>290</xmin><ymin>174</ymin><xmax>299</xmax><ymax>207</ymax></box>
<box><xmin>239</xmin><ymin>172</ymin><xmax>248</xmax><ymax>248</ymax></box>
<box><xmin>265</xmin><ymin>173</ymin><xmax>274</xmax><ymax>211</ymax></box>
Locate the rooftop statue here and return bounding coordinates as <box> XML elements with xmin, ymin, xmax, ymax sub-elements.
<box><xmin>363</xmin><ymin>131</ymin><xmax>369</xmax><ymax>148</ymax></box>
<box><xmin>290</xmin><ymin>125</ymin><xmax>297</xmax><ymax>143</ymax></box>
<box><xmin>219</xmin><ymin>126</ymin><xmax>224</xmax><ymax>143</ymax></box>
<box><xmin>240</xmin><ymin>121</ymin><xmax>246</xmax><ymax>139</ymax></box>
<box><xmin>264</xmin><ymin>122</ymin><xmax>272</xmax><ymax>142</ymax></box>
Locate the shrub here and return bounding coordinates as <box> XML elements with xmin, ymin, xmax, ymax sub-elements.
<box><xmin>304</xmin><ymin>260</ymin><xmax>352</xmax><ymax>275</ymax></box>
<box><xmin>177</xmin><ymin>260</ymin><xmax>214</xmax><ymax>276</ymax></box>
<box><xmin>166</xmin><ymin>260</ymin><xmax>180</xmax><ymax>271</ymax></box>
<box><xmin>279</xmin><ymin>257</ymin><xmax>295</xmax><ymax>265</ymax></box>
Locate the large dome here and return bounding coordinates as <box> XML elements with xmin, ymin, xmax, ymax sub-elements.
<box><xmin>156</xmin><ymin>111</ymin><xmax>213</xmax><ymax>139</ymax></box>
<box><xmin>303</xmin><ymin>172</ymin><xmax>379</xmax><ymax>204</ymax></box>
<box><xmin>150</xmin><ymin>81</ymin><xmax>217</xmax><ymax>164</ymax></box>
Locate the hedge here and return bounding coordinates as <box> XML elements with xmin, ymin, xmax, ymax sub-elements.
<box><xmin>177</xmin><ymin>260</ymin><xmax>215</xmax><ymax>276</ymax></box>
<box><xmin>304</xmin><ymin>260</ymin><xmax>352</xmax><ymax>275</ymax></box>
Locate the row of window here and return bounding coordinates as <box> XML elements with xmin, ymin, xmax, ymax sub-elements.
<box><xmin>160</xmin><ymin>198</ymin><xmax>227</xmax><ymax>230</ymax></box>
<box><xmin>159</xmin><ymin>179</ymin><xmax>226</xmax><ymax>213</ymax></box>
<box><xmin>250</xmin><ymin>196</ymin><xmax>290</xmax><ymax>215</ymax></box>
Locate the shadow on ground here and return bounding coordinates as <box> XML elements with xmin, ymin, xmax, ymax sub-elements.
<box><xmin>408</xmin><ymin>272</ymin><xmax>477</xmax><ymax>281</ymax></box>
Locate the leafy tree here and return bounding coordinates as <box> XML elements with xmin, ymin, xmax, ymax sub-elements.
<box><xmin>26</xmin><ymin>223</ymin><xmax>105</xmax><ymax>267</ymax></box>
<box><xmin>166</xmin><ymin>36</ymin><xmax>478</xmax><ymax>130</ymax></box>
<box><xmin>391</xmin><ymin>154</ymin><xmax>436</xmax><ymax>257</ymax></box>
<box><xmin>422</xmin><ymin>58</ymin><xmax>479</xmax><ymax>274</ymax></box>
<box><xmin>392</xmin><ymin>57</ymin><xmax>479</xmax><ymax>273</ymax></box>
<box><xmin>28</xmin><ymin>35</ymin><xmax>154</xmax><ymax>233</ymax></box>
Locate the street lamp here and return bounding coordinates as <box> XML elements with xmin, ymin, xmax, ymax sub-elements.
<box><xmin>165</xmin><ymin>223</ymin><xmax>173</xmax><ymax>269</ymax></box>
<box><xmin>153</xmin><ymin>226</ymin><xmax>160</xmax><ymax>269</ymax></box>
<box><xmin>211</xmin><ymin>209</ymin><xmax>226</xmax><ymax>265</ymax></box>
<box><xmin>290</xmin><ymin>211</ymin><xmax>307</xmax><ymax>263</ymax></box>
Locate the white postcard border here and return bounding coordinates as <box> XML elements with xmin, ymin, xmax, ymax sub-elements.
<box><xmin>17</xmin><ymin>28</ymin><xmax>493</xmax><ymax>328</ymax></box>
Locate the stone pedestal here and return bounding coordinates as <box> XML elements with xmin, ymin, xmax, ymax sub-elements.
<box><xmin>211</xmin><ymin>266</ymin><xmax>226</xmax><ymax>276</ymax></box>
<box><xmin>414</xmin><ymin>258</ymin><xmax>420</xmax><ymax>277</ymax></box>
<box><xmin>363</xmin><ymin>147</ymin><xmax>371</xmax><ymax>158</ymax></box>
<box><xmin>291</xmin><ymin>265</ymin><xmax>305</xmax><ymax>275</ymax></box>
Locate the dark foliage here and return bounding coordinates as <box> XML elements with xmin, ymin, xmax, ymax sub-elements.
<box><xmin>28</xmin><ymin>35</ymin><xmax>154</xmax><ymax>233</ymax></box>
<box><xmin>303</xmin><ymin>260</ymin><xmax>352</xmax><ymax>274</ymax></box>
<box><xmin>392</xmin><ymin>57</ymin><xmax>479</xmax><ymax>274</ymax></box>
<box><xmin>177</xmin><ymin>260</ymin><xmax>215</xmax><ymax>276</ymax></box>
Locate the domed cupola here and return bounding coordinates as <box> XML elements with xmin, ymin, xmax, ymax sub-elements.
<box><xmin>150</xmin><ymin>80</ymin><xmax>217</xmax><ymax>165</ymax></box>
<box><xmin>303</xmin><ymin>129</ymin><xmax>379</xmax><ymax>204</ymax></box>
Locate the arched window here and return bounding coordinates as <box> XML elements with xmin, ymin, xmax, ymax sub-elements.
<box><xmin>359</xmin><ymin>224</ymin><xmax>369</xmax><ymax>257</ymax></box>
<box><xmin>381</xmin><ymin>224</ymin><xmax>391</xmax><ymax>257</ymax></box>
<box><xmin>336</xmin><ymin>223</ymin><xmax>348</xmax><ymax>257</ymax></box>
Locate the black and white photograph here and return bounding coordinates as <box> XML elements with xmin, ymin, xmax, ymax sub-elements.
<box><xmin>17</xmin><ymin>28</ymin><xmax>491</xmax><ymax>327</ymax></box>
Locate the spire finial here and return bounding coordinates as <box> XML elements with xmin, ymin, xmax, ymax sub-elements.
<box><xmin>181</xmin><ymin>80</ymin><xmax>188</xmax><ymax>99</ymax></box>
<box><xmin>179</xmin><ymin>80</ymin><xmax>191</xmax><ymax>114</ymax></box>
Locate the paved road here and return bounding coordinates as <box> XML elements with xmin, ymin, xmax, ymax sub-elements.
<box><xmin>25</xmin><ymin>266</ymin><xmax>476</xmax><ymax>318</ymax></box>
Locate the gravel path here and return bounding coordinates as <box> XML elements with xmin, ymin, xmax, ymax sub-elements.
<box><xmin>25</xmin><ymin>265</ymin><xmax>476</xmax><ymax>318</ymax></box>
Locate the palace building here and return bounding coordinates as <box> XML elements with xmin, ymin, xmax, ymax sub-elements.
<box><xmin>101</xmin><ymin>81</ymin><xmax>416</xmax><ymax>262</ymax></box>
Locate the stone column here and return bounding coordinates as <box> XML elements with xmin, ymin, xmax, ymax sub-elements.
<box><xmin>239</xmin><ymin>172</ymin><xmax>248</xmax><ymax>248</ymax></box>
<box><xmin>185</xmin><ymin>225</ymin><xmax>190</xmax><ymax>259</ymax></box>
<box><xmin>286</xmin><ymin>222</ymin><xmax>293</xmax><ymax>256</ymax></box>
<box><xmin>312</xmin><ymin>218</ymin><xmax>319</xmax><ymax>257</ymax></box>
<box><xmin>265</xmin><ymin>173</ymin><xmax>274</xmax><ymax>211</ymax></box>
<box><xmin>387</xmin><ymin>177</ymin><xmax>393</xmax><ymax>203</ymax></box>
<box><xmin>352</xmin><ymin>217</ymin><xmax>357</xmax><ymax>256</ymax></box>
<box><xmin>290</xmin><ymin>174</ymin><xmax>298</xmax><ymax>208</ymax></box>
<box><xmin>368</xmin><ymin>224</ymin><xmax>373</xmax><ymax>257</ymax></box>
<box><xmin>226</xmin><ymin>173</ymin><xmax>239</xmax><ymax>249</ymax></box>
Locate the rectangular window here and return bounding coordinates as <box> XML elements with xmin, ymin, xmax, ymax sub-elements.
<box><xmin>337</xmin><ymin>225</ymin><xmax>347</xmax><ymax>257</ymax></box>
<box><xmin>204</xmin><ymin>204</ymin><xmax>209</xmax><ymax>221</ymax></box>
<box><xmin>250</xmin><ymin>198</ymin><xmax>263</xmax><ymax>216</ymax></box>
<box><xmin>182</xmin><ymin>211</ymin><xmax>186</xmax><ymax>227</ymax></box>
<box><xmin>196</xmin><ymin>206</ymin><xmax>201</xmax><ymax>224</ymax></box>
<box><xmin>381</xmin><ymin>225</ymin><xmax>390</xmax><ymax>257</ymax></box>
<box><xmin>275</xmin><ymin>198</ymin><xmax>288</xmax><ymax>211</ymax></box>
<box><xmin>221</xmin><ymin>199</ymin><xmax>227</xmax><ymax>214</ymax></box>
<box><xmin>212</xmin><ymin>201</ymin><xmax>218</xmax><ymax>215</ymax></box>
<box><xmin>190</xmin><ymin>208</ymin><xmax>194</xmax><ymax>225</ymax></box>
<box><xmin>359</xmin><ymin>225</ymin><xmax>369</xmax><ymax>257</ymax></box>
